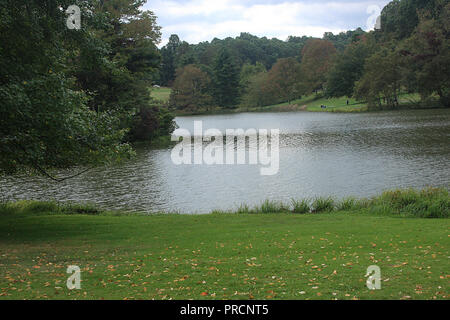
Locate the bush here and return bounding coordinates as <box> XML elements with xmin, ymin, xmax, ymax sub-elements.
<box><xmin>311</xmin><ymin>197</ymin><xmax>335</xmax><ymax>213</ymax></box>
<box><xmin>371</xmin><ymin>188</ymin><xmax>449</xmax><ymax>218</ymax></box>
<box><xmin>291</xmin><ymin>199</ymin><xmax>310</xmax><ymax>214</ymax></box>
<box><xmin>256</xmin><ymin>200</ymin><xmax>289</xmax><ymax>214</ymax></box>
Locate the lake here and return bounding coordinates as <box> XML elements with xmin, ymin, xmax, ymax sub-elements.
<box><xmin>1</xmin><ymin>109</ymin><xmax>449</xmax><ymax>213</ymax></box>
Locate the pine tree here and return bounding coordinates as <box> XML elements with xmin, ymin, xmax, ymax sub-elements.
<box><xmin>212</xmin><ymin>49</ymin><xmax>240</xmax><ymax>108</ymax></box>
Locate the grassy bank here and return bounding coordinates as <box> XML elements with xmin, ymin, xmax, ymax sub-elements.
<box><xmin>149</xmin><ymin>86</ymin><xmax>444</xmax><ymax>116</ymax></box>
<box><xmin>150</xmin><ymin>87</ymin><xmax>171</xmax><ymax>103</ymax></box>
<box><xmin>0</xmin><ymin>188</ymin><xmax>448</xmax><ymax>300</ymax></box>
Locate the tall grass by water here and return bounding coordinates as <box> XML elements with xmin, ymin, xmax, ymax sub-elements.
<box><xmin>210</xmin><ymin>188</ymin><xmax>449</xmax><ymax>218</ymax></box>
<box><xmin>1</xmin><ymin>188</ymin><xmax>448</xmax><ymax>218</ymax></box>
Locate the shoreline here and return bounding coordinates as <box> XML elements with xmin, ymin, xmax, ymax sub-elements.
<box><xmin>2</xmin><ymin>188</ymin><xmax>448</xmax><ymax>218</ymax></box>
<box><xmin>172</xmin><ymin>97</ymin><xmax>448</xmax><ymax>117</ymax></box>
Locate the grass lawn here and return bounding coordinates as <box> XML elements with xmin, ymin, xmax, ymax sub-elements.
<box><xmin>150</xmin><ymin>87</ymin><xmax>171</xmax><ymax>103</ymax></box>
<box><xmin>238</xmin><ymin>93</ymin><xmax>426</xmax><ymax>114</ymax></box>
<box><xmin>0</xmin><ymin>209</ymin><xmax>448</xmax><ymax>300</ymax></box>
<box><xmin>236</xmin><ymin>95</ymin><xmax>367</xmax><ymax>113</ymax></box>
<box><xmin>305</xmin><ymin>96</ymin><xmax>367</xmax><ymax>112</ymax></box>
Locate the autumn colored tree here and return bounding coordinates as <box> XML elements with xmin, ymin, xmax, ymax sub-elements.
<box><xmin>267</xmin><ymin>58</ymin><xmax>303</xmax><ymax>104</ymax></box>
<box><xmin>169</xmin><ymin>65</ymin><xmax>213</xmax><ymax>111</ymax></box>
<box><xmin>300</xmin><ymin>39</ymin><xmax>337</xmax><ymax>94</ymax></box>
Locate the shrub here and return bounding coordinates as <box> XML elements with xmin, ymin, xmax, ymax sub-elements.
<box><xmin>311</xmin><ymin>197</ymin><xmax>335</xmax><ymax>213</ymax></box>
<box><xmin>256</xmin><ymin>200</ymin><xmax>288</xmax><ymax>214</ymax></box>
<box><xmin>291</xmin><ymin>199</ymin><xmax>310</xmax><ymax>214</ymax></box>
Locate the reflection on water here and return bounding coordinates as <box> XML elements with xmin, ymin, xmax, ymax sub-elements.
<box><xmin>1</xmin><ymin>109</ymin><xmax>449</xmax><ymax>213</ymax></box>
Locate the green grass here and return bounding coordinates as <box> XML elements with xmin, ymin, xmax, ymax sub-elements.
<box><xmin>150</xmin><ymin>87</ymin><xmax>171</xmax><ymax>103</ymax></box>
<box><xmin>235</xmin><ymin>94</ymin><xmax>366</xmax><ymax>113</ymax></box>
<box><xmin>305</xmin><ymin>96</ymin><xmax>367</xmax><ymax>112</ymax></box>
<box><xmin>0</xmin><ymin>188</ymin><xmax>448</xmax><ymax>300</ymax></box>
<box><xmin>237</xmin><ymin>92</ymin><xmax>432</xmax><ymax>114</ymax></box>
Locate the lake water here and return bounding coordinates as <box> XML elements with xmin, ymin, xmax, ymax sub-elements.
<box><xmin>1</xmin><ymin>109</ymin><xmax>449</xmax><ymax>213</ymax></box>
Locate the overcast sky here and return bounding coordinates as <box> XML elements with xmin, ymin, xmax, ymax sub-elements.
<box><xmin>143</xmin><ymin>0</ymin><xmax>391</xmax><ymax>46</ymax></box>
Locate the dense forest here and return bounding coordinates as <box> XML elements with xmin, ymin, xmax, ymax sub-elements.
<box><xmin>162</xmin><ymin>0</ymin><xmax>449</xmax><ymax>112</ymax></box>
<box><xmin>0</xmin><ymin>0</ymin><xmax>175</xmax><ymax>179</ymax></box>
<box><xmin>0</xmin><ymin>0</ymin><xmax>449</xmax><ymax>178</ymax></box>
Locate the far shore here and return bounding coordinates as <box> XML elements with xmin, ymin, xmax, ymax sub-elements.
<box><xmin>151</xmin><ymin>87</ymin><xmax>447</xmax><ymax>117</ymax></box>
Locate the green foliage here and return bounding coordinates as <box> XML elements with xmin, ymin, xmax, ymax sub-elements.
<box><xmin>239</xmin><ymin>72</ymin><xmax>275</xmax><ymax>108</ymax></box>
<box><xmin>239</xmin><ymin>62</ymin><xmax>266</xmax><ymax>94</ymax></box>
<box><xmin>151</xmin><ymin>87</ymin><xmax>172</xmax><ymax>102</ymax></box>
<box><xmin>3</xmin><ymin>188</ymin><xmax>447</xmax><ymax>218</ymax></box>
<box><xmin>169</xmin><ymin>64</ymin><xmax>213</xmax><ymax>111</ymax></box>
<box><xmin>311</xmin><ymin>197</ymin><xmax>336</xmax><ymax>213</ymax></box>
<box><xmin>326</xmin><ymin>39</ymin><xmax>373</xmax><ymax>98</ymax></box>
<box><xmin>159</xmin><ymin>34</ymin><xmax>182</xmax><ymax>86</ymax></box>
<box><xmin>399</xmin><ymin>4</ymin><xmax>450</xmax><ymax>107</ymax></box>
<box><xmin>323</xmin><ymin>28</ymin><xmax>366</xmax><ymax>50</ymax></box>
<box><xmin>370</xmin><ymin>188</ymin><xmax>449</xmax><ymax>218</ymax></box>
<box><xmin>129</xmin><ymin>105</ymin><xmax>176</xmax><ymax>141</ymax></box>
<box><xmin>212</xmin><ymin>49</ymin><xmax>240</xmax><ymax>108</ymax></box>
<box><xmin>354</xmin><ymin>46</ymin><xmax>402</xmax><ymax>109</ymax></box>
<box><xmin>0</xmin><ymin>0</ymin><xmax>134</xmax><ymax>177</ymax></box>
<box><xmin>291</xmin><ymin>199</ymin><xmax>310</xmax><ymax>214</ymax></box>
<box><xmin>0</xmin><ymin>0</ymin><xmax>174</xmax><ymax>177</ymax></box>
<box><xmin>0</xmin><ymin>200</ymin><xmax>101</xmax><ymax>216</ymax></box>
<box><xmin>380</xmin><ymin>0</ymin><xmax>441</xmax><ymax>40</ymax></box>
<box><xmin>257</xmin><ymin>200</ymin><xmax>289</xmax><ymax>214</ymax></box>
<box><xmin>336</xmin><ymin>197</ymin><xmax>367</xmax><ymax>211</ymax></box>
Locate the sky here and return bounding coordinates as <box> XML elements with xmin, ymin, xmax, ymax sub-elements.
<box><xmin>143</xmin><ymin>0</ymin><xmax>392</xmax><ymax>46</ymax></box>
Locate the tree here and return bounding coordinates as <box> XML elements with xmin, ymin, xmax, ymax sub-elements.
<box><xmin>380</xmin><ymin>0</ymin><xmax>441</xmax><ymax>40</ymax></box>
<box><xmin>169</xmin><ymin>65</ymin><xmax>213</xmax><ymax>111</ymax></box>
<box><xmin>87</xmin><ymin>0</ymin><xmax>173</xmax><ymax>143</ymax></box>
<box><xmin>240</xmin><ymin>72</ymin><xmax>276</xmax><ymax>108</ymax></box>
<box><xmin>354</xmin><ymin>47</ymin><xmax>402</xmax><ymax>109</ymax></box>
<box><xmin>300</xmin><ymin>39</ymin><xmax>337</xmax><ymax>94</ymax></box>
<box><xmin>0</xmin><ymin>0</ymin><xmax>133</xmax><ymax>178</ymax></box>
<box><xmin>239</xmin><ymin>62</ymin><xmax>267</xmax><ymax>95</ymax></box>
<box><xmin>399</xmin><ymin>3</ymin><xmax>450</xmax><ymax>106</ymax></box>
<box><xmin>326</xmin><ymin>39</ymin><xmax>373</xmax><ymax>98</ymax></box>
<box><xmin>267</xmin><ymin>58</ymin><xmax>303</xmax><ymax>104</ymax></box>
<box><xmin>323</xmin><ymin>28</ymin><xmax>366</xmax><ymax>51</ymax></box>
<box><xmin>212</xmin><ymin>49</ymin><xmax>240</xmax><ymax>108</ymax></box>
<box><xmin>160</xmin><ymin>34</ymin><xmax>181</xmax><ymax>86</ymax></box>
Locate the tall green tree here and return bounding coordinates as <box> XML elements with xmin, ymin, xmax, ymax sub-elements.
<box><xmin>326</xmin><ymin>38</ymin><xmax>373</xmax><ymax>98</ymax></box>
<box><xmin>354</xmin><ymin>47</ymin><xmax>402</xmax><ymax>109</ymax></box>
<box><xmin>212</xmin><ymin>49</ymin><xmax>240</xmax><ymax>108</ymax></box>
<box><xmin>0</xmin><ymin>0</ymin><xmax>133</xmax><ymax>178</ymax></box>
<box><xmin>399</xmin><ymin>3</ymin><xmax>450</xmax><ymax>106</ymax></box>
<box><xmin>160</xmin><ymin>34</ymin><xmax>181</xmax><ymax>86</ymax></box>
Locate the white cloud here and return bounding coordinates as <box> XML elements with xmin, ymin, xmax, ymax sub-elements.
<box><xmin>144</xmin><ymin>0</ymin><xmax>391</xmax><ymax>46</ymax></box>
